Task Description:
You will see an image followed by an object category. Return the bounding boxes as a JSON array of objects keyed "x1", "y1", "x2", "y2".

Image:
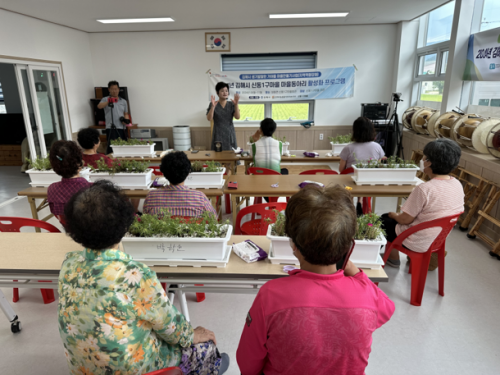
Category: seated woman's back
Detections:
[
  {"x1": 340, "y1": 141, "x2": 385, "y2": 170},
  {"x1": 238, "y1": 269, "x2": 393, "y2": 375},
  {"x1": 59, "y1": 248, "x2": 192, "y2": 373}
]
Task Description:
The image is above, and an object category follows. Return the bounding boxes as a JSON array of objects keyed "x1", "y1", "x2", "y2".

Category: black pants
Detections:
[
  {"x1": 106, "y1": 128, "x2": 127, "y2": 155},
  {"x1": 264, "y1": 168, "x2": 289, "y2": 202},
  {"x1": 381, "y1": 213, "x2": 398, "y2": 242}
]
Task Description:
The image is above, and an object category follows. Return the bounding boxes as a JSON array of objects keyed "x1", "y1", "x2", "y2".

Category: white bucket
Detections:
[{"x1": 173, "y1": 125, "x2": 192, "y2": 151}]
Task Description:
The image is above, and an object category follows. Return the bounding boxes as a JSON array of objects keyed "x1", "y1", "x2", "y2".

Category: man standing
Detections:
[{"x1": 97, "y1": 80, "x2": 130, "y2": 154}]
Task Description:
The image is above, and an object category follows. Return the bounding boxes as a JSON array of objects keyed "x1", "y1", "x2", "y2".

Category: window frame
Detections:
[{"x1": 234, "y1": 100, "x2": 315, "y2": 125}]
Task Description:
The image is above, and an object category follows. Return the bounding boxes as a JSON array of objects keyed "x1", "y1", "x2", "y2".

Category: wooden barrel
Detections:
[
  {"x1": 434, "y1": 112, "x2": 463, "y2": 139},
  {"x1": 471, "y1": 118, "x2": 500, "y2": 154},
  {"x1": 451, "y1": 114, "x2": 484, "y2": 149},
  {"x1": 402, "y1": 106, "x2": 422, "y2": 131},
  {"x1": 427, "y1": 111, "x2": 441, "y2": 138},
  {"x1": 411, "y1": 108, "x2": 438, "y2": 135},
  {"x1": 486, "y1": 123, "x2": 500, "y2": 158}
]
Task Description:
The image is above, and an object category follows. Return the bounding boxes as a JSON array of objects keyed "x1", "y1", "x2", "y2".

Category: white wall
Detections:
[
  {"x1": 0, "y1": 9, "x2": 94, "y2": 133},
  {"x1": 89, "y1": 24, "x2": 397, "y2": 127}
]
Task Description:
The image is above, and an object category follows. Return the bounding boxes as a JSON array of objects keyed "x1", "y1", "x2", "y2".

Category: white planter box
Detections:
[
  {"x1": 111, "y1": 143, "x2": 155, "y2": 157},
  {"x1": 185, "y1": 167, "x2": 225, "y2": 188},
  {"x1": 122, "y1": 225, "x2": 232, "y2": 261},
  {"x1": 352, "y1": 235, "x2": 387, "y2": 263},
  {"x1": 267, "y1": 226, "x2": 387, "y2": 267},
  {"x1": 352, "y1": 165, "x2": 418, "y2": 184},
  {"x1": 266, "y1": 225, "x2": 294, "y2": 257},
  {"x1": 330, "y1": 142, "x2": 349, "y2": 156},
  {"x1": 27, "y1": 168, "x2": 91, "y2": 187},
  {"x1": 281, "y1": 142, "x2": 290, "y2": 155},
  {"x1": 88, "y1": 169, "x2": 153, "y2": 189}
]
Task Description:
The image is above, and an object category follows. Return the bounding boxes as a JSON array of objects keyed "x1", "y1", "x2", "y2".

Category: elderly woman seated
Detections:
[
  {"x1": 382, "y1": 138, "x2": 464, "y2": 269},
  {"x1": 236, "y1": 185, "x2": 395, "y2": 375},
  {"x1": 77, "y1": 127, "x2": 114, "y2": 168},
  {"x1": 59, "y1": 180, "x2": 228, "y2": 374},
  {"x1": 47, "y1": 140, "x2": 91, "y2": 217},
  {"x1": 143, "y1": 151, "x2": 217, "y2": 217}
]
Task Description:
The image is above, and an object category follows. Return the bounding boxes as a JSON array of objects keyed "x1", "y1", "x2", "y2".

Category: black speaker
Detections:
[{"x1": 361, "y1": 103, "x2": 388, "y2": 120}]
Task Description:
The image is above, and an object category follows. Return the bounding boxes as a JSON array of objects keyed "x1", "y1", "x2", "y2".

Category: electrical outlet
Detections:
[{"x1": 319, "y1": 133, "x2": 324, "y2": 140}]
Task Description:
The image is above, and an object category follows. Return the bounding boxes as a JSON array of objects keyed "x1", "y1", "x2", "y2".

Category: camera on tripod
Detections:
[{"x1": 392, "y1": 92, "x2": 403, "y2": 102}]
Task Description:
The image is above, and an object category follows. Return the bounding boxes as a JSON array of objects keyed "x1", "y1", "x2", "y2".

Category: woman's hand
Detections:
[
  {"x1": 211, "y1": 95, "x2": 218, "y2": 108},
  {"x1": 251, "y1": 129, "x2": 262, "y2": 142},
  {"x1": 231, "y1": 93, "x2": 240, "y2": 105},
  {"x1": 193, "y1": 326, "x2": 217, "y2": 345},
  {"x1": 388, "y1": 212, "x2": 398, "y2": 220}
]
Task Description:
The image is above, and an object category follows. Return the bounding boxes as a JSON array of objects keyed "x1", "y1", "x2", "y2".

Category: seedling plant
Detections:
[
  {"x1": 26, "y1": 156, "x2": 52, "y2": 171},
  {"x1": 128, "y1": 210, "x2": 230, "y2": 238},
  {"x1": 329, "y1": 134, "x2": 352, "y2": 144},
  {"x1": 111, "y1": 138, "x2": 152, "y2": 146},
  {"x1": 355, "y1": 213, "x2": 386, "y2": 241},
  {"x1": 90, "y1": 157, "x2": 150, "y2": 175}
]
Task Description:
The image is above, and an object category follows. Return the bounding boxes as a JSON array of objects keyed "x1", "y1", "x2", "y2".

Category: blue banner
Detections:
[{"x1": 208, "y1": 67, "x2": 355, "y2": 101}]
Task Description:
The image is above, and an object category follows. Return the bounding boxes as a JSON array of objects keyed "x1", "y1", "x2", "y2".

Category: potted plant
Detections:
[
  {"x1": 110, "y1": 138, "x2": 156, "y2": 157},
  {"x1": 329, "y1": 134, "x2": 352, "y2": 155},
  {"x1": 25, "y1": 156, "x2": 90, "y2": 187},
  {"x1": 185, "y1": 161, "x2": 225, "y2": 187},
  {"x1": 121, "y1": 211, "x2": 232, "y2": 262},
  {"x1": 266, "y1": 210, "x2": 386, "y2": 268},
  {"x1": 352, "y1": 156, "x2": 419, "y2": 185},
  {"x1": 88, "y1": 158, "x2": 153, "y2": 189},
  {"x1": 273, "y1": 136, "x2": 290, "y2": 155},
  {"x1": 352, "y1": 213, "x2": 387, "y2": 264}
]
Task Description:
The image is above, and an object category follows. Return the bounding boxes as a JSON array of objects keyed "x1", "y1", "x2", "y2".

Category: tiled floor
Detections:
[{"x1": 1, "y1": 166, "x2": 500, "y2": 374}]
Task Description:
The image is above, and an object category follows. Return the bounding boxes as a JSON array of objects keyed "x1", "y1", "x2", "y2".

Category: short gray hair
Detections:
[{"x1": 423, "y1": 138, "x2": 461, "y2": 175}]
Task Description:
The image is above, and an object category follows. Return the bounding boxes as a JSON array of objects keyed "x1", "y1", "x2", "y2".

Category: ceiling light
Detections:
[
  {"x1": 269, "y1": 13, "x2": 349, "y2": 19},
  {"x1": 97, "y1": 18, "x2": 174, "y2": 24}
]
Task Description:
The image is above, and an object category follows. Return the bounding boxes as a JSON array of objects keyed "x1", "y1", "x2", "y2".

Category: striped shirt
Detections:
[
  {"x1": 396, "y1": 177, "x2": 464, "y2": 253},
  {"x1": 143, "y1": 184, "x2": 217, "y2": 218},
  {"x1": 252, "y1": 137, "x2": 282, "y2": 173}
]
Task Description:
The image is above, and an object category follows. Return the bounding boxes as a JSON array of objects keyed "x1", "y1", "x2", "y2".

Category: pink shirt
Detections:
[
  {"x1": 396, "y1": 178, "x2": 464, "y2": 252},
  {"x1": 236, "y1": 269, "x2": 395, "y2": 375}
]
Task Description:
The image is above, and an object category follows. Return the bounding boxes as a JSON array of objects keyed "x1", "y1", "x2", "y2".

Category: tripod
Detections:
[
  {"x1": 384, "y1": 99, "x2": 404, "y2": 158},
  {"x1": 106, "y1": 101, "x2": 126, "y2": 154}
]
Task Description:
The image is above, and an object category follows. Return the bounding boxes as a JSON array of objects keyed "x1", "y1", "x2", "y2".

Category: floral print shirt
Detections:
[{"x1": 58, "y1": 248, "x2": 194, "y2": 375}]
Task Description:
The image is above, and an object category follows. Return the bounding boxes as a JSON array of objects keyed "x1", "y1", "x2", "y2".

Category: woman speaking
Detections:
[{"x1": 206, "y1": 82, "x2": 240, "y2": 150}]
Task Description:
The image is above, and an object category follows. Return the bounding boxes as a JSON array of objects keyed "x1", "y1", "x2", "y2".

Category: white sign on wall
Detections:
[
  {"x1": 464, "y1": 27, "x2": 500, "y2": 81},
  {"x1": 208, "y1": 67, "x2": 355, "y2": 101}
]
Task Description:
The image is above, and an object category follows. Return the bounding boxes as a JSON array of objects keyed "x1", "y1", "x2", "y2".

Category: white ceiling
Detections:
[{"x1": 0, "y1": 0, "x2": 451, "y2": 33}]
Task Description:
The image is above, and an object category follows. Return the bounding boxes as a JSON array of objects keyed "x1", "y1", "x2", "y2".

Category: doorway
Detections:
[{"x1": 0, "y1": 58, "x2": 72, "y2": 170}]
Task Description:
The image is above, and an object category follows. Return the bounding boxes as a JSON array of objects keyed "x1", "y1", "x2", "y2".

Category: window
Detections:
[
  {"x1": 221, "y1": 52, "x2": 317, "y2": 71},
  {"x1": 420, "y1": 81, "x2": 444, "y2": 102},
  {"x1": 480, "y1": 0, "x2": 500, "y2": 32},
  {"x1": 414, "y1": 2, "x2": 454, "y2": 105},
  {"x1": 222, "y1": 53, "x2": 316, "y2": 123},
  {"x1": 235, "y1": 101, "x2": 314, "y2": 123},
  {"x1": 425, "y1": 2, "x2": 455, "y2": 46}
]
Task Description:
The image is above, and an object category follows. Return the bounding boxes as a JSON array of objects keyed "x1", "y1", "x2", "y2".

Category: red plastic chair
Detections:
[
  {"x1": 340, "y1": 167, "x2": 354, "y2": 175},
  {"x1": 151, "y1": 166, "x2": 163, "y2": 176},
  {"x1": 143, "y1": 367, "x2": 183, "y2": 375},
  {"x1": 382, "y1": 213, "x2": 462, "y2": 306},
  {"x1": 235, "y1": 202, "x2": 287, "y2": 235},
  {"x1": 340, "y1": 167, "x2": 371, "y2": 213},
  {"x1": 0, "y1": 217, "x2": 58, "y2": 304},
  {"x1": 299, "y1": 169, "x2": 339, "y2": 175},
  {"x1": 55, "y1": 214, "x2": 67, "y2": 227}
]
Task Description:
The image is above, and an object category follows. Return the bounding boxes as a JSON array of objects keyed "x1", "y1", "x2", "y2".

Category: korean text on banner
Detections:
[
  {"x1": 208, "y1": 67, "x2": 355, "y2": 101},
  {"x1": 464, "y1": 28, "x2": 500, "y2": 81}
]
